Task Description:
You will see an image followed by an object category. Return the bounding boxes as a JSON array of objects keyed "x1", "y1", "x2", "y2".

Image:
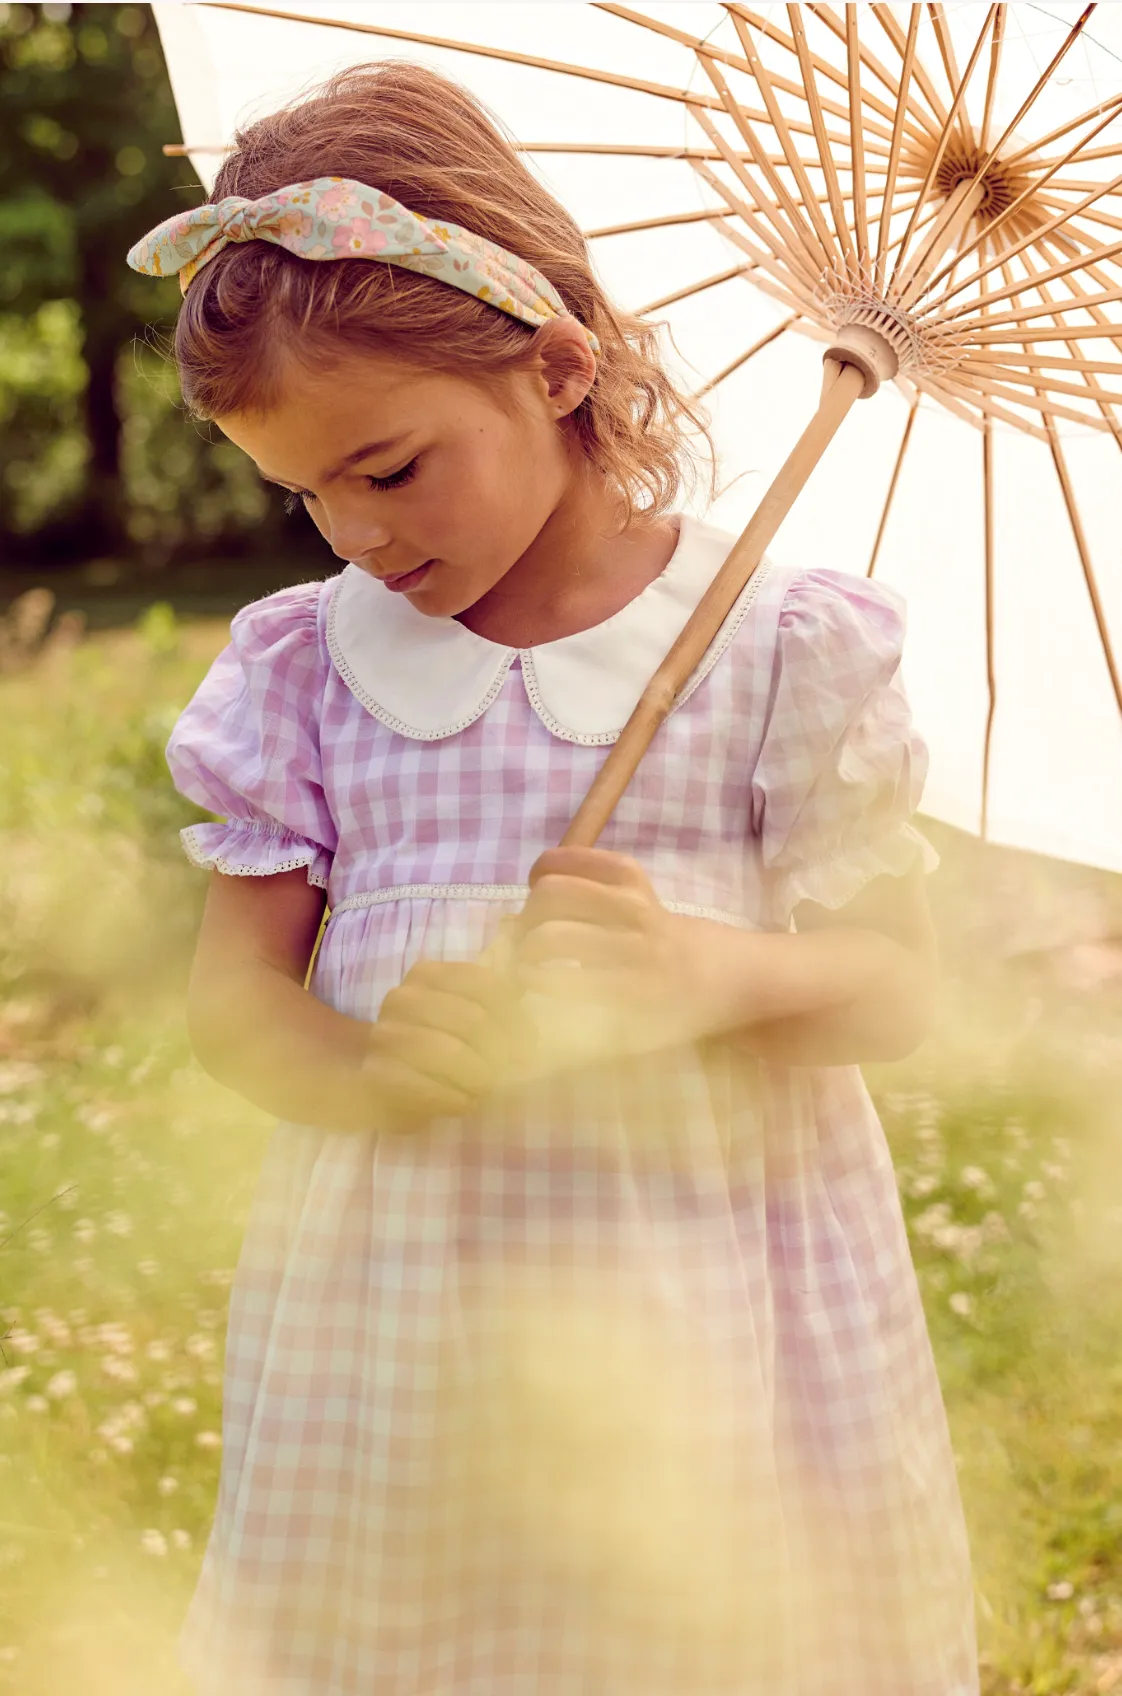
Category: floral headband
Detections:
[{"x1": 127, "y1": 174, "x2": 599, "y2": 354}]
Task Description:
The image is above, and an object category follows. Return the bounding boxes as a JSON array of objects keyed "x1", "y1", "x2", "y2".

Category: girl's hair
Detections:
[{"x1": 174, "y1": 60, "x2": 714, "y2": 522}]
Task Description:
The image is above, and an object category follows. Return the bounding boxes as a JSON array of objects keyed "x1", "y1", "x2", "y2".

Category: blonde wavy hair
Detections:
[{"x1": 172, "y1": 60, "x2": 715, "y2": 525}]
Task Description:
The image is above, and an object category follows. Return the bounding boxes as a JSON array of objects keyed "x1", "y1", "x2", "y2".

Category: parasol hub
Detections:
[{"x1": 822, "y1": 321, "x2": 899, "y2": 401}]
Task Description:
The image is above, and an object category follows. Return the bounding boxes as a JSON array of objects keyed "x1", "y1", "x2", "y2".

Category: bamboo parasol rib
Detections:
[{"x1": 174, "y1": 1, "x2": 1122, "y2": 852}]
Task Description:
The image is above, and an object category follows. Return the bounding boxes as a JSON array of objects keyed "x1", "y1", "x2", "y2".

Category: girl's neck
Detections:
[{"x1": 455, "y1": 475, "x2": 680, "y2": 649}]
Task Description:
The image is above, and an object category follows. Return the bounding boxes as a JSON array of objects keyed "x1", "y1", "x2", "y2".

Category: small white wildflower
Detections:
[
  {"x1": 960, "y1": 1165, "x2": 994, "y2": 1196},
  {"x1": 103, "y1": 1211, "x2": 133, "y2": 1238},
  {"x1": 97, "y1": 1323, "x2": 134, "y2": 1354},
  {"x1": 101, "y1": 1357, "x2": 139, "y2": 1386},
  {"x1": 145, "y1": 1339, "x2": 171, "y2": 1362},
  {"x1": 912, "y1": 1202, "x2": 952, "y2": 1241},
  {"x1": 35, "y1": 1311, "x2": 72, "y2": 1347},
  {"x1": 140, "y1": 1529, "x2": 167, "y2": 1558},
  {"x1": 1046, "y1": 1579, "x2": 1074, "y2": 1602},
  {"x1": 0, "y1": 1367, "x2": 31, "y2": 1393},
  {"x1": 949, "y1": 1292, "x2": 974, "y2": 1318},
  {"x1": 45, "y1": 1370, "x2": 77, "y2": 1401},
  {"x1": 1041, "y1": 1163, "x2": 1068, "y2": 1184},
  {"x1": 107, "y1": 1435, "x2": 134, "y2": 1456},
  {"x1": 195, "y1": 1309, "x2": 221, "y2": 1330},
  {"x1": 171, "y1": 1396, "x2": 197, "y2": 1417},
  {"x1": 72, "y1": 1219, "x2": 97, "y2": 1244},
  {"x1": 908, "y1": 1173, "x2": 940, "y2": 1199},
  {"x1": 55, "y1": 1188, "x2": 78, "y2": 1212},
  {"x1": 39, "y1": 1132, "x2": 60, "y2": 1152},
  {"x1": 6, "y1": 1329, "x2": 39, "y2": 1356},
  {"x1": 981, "y1": 1211, "x2": 1010, "y2": 1243},
  {"x1": 137, "y1": 1259, "x2": 160, "y2": 1277},
  {"x1": 26, "y1": 1229, "x2": 52, "y2": 1254},
  {"x1": 1018, "y1": 1200, "x2": 1038, "y2": 1222},
  {"x1": 96, "y1": 1400, "x2": 147, "y2": 1442},
  {"x1": 1023, "y1": 1179, "x2": 1046, "y2": 1202},
  {"x1": 157, "y1": 1475, "x2": 179, "y2": 1497},
  {"x1": 1051, "y1": 1136, "x2": 1072, "y2": 1158},
  {"x1": 195, "y1": 1430, "x2": 222, "y2": 1450},
  {"x1": 0, "y1": 1061, "x2": 43, "y2": 1094},
  {"x1": 24, "y1": 1395, "x2": 49, "y2": 1414},
  {"x1": 76, "y1": 1105, "x2": 113, "y2": 1135},
  {"x1": 142, "y1": 1390, "x2": 167, "y2": 1410},
  {"x1": 170, "y1": 1529, "x2": 193, "y2": 1551},
  {"x1": 185, "y1": 1334, "x2": 215, "y2": 1361}
]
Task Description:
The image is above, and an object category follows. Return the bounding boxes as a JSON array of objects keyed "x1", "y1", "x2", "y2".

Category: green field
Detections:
[{"x1": 1, "y1": 606, "x2": 1120, "y2": 1695}]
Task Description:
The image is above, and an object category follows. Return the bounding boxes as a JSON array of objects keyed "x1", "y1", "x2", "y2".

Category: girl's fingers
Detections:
[
  {"x1": 403, "y1": 959, "x2": 517, "y2": 1019},
  {"x1": 516, "y1": 964, "x2": 647, "y2": 1008},
  {"x1": 528, "y1": 847, "x2": 653, "y2": 893},
  {"x1": 519, "y1": 873, "x2": 651, "y2": 937},
  {"x1": 369, "y1": 1020, "x2": 491, "y2": 1097},
  {"x1": 363, "y1": 1055, "x2": 473, "y2": 1126},
  {"x1": 517, "y1": 919, "x2": 650, "y2": 974},
  {"x1": 385, "y1": 984, "x2": 512, "y2": 1070}
]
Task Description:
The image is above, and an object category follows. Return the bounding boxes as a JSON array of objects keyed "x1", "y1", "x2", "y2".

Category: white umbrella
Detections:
[{"x1": 153, "y1": 2, "x2": 1122, "y2": 873}]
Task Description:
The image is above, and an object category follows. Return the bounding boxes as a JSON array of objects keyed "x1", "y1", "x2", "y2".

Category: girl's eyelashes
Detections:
[
  {"x1": 370, "y1": 457, "x2": 420, "y2": 493},
  {"x1": 282, "y1": 458, "x2": 420, "y2": 516}
]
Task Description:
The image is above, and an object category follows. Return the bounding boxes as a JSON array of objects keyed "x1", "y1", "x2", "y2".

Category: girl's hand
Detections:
[
  {"x1": 363, "y1": 960, "x2": 520, "y2": 1129},
  {"x1": 515, "y1": 848, "x2": 692, "y2": 1046}
]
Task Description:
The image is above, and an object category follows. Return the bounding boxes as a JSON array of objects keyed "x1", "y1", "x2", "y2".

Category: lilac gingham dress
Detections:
[{"x1": 167, "y1": 517, "x2": 977, "y2": 1696}]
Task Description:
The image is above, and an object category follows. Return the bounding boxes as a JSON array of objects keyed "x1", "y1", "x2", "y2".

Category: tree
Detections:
[{"x1": 1, "y1": 2, "x2": 195, "y2": 562}]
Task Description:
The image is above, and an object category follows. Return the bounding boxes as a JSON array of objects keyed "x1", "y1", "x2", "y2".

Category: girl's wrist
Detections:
[{"x1": 665, "y1": 914, "x2": 767, "y2": 1040}]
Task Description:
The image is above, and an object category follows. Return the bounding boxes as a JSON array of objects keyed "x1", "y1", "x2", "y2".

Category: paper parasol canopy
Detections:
[{"x1": 153, "y1": 2, "x2": 1122, "y2": 873}]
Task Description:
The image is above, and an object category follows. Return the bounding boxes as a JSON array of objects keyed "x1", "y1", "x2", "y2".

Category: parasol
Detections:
[{"x1": 152, "y1": 2, "x2": 1122, "y2": 873}]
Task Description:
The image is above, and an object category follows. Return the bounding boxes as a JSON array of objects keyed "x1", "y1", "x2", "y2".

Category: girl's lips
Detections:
[{"x1": 383, "y1": 561, "x2": 433, "y2": 593}]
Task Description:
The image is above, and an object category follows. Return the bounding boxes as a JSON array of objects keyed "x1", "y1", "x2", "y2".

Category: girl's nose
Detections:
[{"x1": 329, "y1": 511, "x2": 393, "y2": 565}]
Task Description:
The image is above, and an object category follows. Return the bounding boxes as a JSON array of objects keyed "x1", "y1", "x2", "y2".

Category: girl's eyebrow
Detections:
[
  {"x1": 259, "y1": 433, "x2": 411, "y2": 489},
  {"x1": 323, "y1": 435, "x2": 413, "y2": 481}
]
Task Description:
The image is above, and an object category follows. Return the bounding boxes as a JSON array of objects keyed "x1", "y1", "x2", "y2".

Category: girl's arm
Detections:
[
  {"x1": 517, "y1": 849, "x2": 938, "y2": 1068},
  {"x1": 673, "y1": 865, "x2": 938, "y2": 1065},
  {"x1": 187, "y1": 870, "x2": 515, "y2": 1131}
]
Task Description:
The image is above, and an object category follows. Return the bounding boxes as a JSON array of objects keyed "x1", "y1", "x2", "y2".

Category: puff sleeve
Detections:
[
  {"x1": 750, "y1": 569, "x2": 938, "y2": 922},
  {"x1": 166, "y1": 583, "x2": 337, "y2": 888}
]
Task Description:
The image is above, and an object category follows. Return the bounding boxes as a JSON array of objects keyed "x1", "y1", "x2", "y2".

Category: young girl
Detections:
[{"x1": 131, "y1": 61, "x2": 977, "y2": 1696}]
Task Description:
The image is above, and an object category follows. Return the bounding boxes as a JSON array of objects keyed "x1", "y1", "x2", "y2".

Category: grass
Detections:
[{"x1": 0, "y1": 608, "x2": 1120, "y2": 1694}]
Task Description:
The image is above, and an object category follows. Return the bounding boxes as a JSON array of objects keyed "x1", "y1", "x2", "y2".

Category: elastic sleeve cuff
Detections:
[
  {"x1": 776, "y1": 821, "x2": 939, "y2": 915},
  {"x1": 181, "y1": 820, "x2": 330, "y2": 889}
]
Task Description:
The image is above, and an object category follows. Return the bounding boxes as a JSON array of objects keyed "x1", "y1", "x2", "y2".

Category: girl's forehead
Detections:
[{"x1": 216, "y1": 361, "x2": 516, "y2": 480}]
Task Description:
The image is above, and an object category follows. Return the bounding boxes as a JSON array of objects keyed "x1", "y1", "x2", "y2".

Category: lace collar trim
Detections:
[{"x1": 326, "y1": 514, "x2": 770, "y2": 744}]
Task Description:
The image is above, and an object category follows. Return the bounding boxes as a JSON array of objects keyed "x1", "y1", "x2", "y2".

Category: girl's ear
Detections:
[{"x1": 533, "y1": 317, "x2": 598, "y2": 418}]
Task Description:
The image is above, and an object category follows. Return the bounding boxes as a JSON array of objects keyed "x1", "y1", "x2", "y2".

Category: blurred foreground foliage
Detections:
[
  {"x1": 0, "y1": 611, "x2": 1120, "y2": 1693},
  {"x1": 0, "y1": 1, "x2": 310, "y2": 579}
]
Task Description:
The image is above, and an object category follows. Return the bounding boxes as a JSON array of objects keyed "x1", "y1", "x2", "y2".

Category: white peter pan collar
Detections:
[{"x1": 326, "y1": 514, "x2": 771, "y2": 744}]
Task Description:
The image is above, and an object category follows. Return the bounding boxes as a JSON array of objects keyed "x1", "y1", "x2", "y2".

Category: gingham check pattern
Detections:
[{"x1": 166, "y1": 563, "x2": 976, "y2": 1696}]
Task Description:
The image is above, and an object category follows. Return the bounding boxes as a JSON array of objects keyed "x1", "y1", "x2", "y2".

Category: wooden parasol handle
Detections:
[{"x1": 561, "y1": 357, "x2": 867, "y2": 849}]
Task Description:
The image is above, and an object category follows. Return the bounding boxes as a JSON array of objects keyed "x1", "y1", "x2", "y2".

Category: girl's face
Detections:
[{"x1": 215, "y1": 327, "x2": 597, "y2": 619}]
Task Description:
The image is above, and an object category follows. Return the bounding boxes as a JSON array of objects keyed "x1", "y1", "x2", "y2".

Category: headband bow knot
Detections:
[{"x1": 127, "y1": 175, "x2": 599, "y2": 353}]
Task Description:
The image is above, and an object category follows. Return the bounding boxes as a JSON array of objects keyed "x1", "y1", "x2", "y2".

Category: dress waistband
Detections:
[{"x1": 328, "y1": 882, "x2": 752, "y2": 930}]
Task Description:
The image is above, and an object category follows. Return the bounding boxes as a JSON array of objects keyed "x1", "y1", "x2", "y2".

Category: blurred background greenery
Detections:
[{"x1": 0, "y1": 0, "x2": 323, "y2": 612}]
